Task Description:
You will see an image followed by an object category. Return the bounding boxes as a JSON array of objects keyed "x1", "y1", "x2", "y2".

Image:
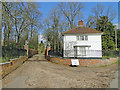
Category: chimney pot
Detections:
[{"x1": 79, "y1": 20, "x2": 83, "y2": 27}]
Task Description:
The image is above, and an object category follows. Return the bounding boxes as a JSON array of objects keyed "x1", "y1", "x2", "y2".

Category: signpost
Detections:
[{"x1": 71, "y1": 59, "x2": 79, "y2": 66}]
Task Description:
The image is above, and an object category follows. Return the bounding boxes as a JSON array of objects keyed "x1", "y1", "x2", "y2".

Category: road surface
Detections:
[{"x1": 2, "y1": 54, "x2": 118, "y2": 88}]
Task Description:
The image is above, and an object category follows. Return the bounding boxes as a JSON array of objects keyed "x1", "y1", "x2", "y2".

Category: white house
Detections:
[{"x1": 63, "y1": 20, "x2": 103, "y2": 59}]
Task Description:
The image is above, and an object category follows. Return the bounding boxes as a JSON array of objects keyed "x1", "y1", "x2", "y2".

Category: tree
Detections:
[
  {"x1": 2, "y1": 2, "x2": 41, "y2": 49},
  {"x1": 2, "y1": 2, "x2": 14, "y2": 46},
  {"x1": 43, "y1": 8, "x2": 60, "y2": 52},
  {"x1": 96, "y1": 16, "x2": 115, "y2": 34},
  {"x1": 38, "y1": 42, "x2": 45, "y2": 54},
  {"x1": 59, "y1": 2, "x2": 84, "y2": 29},
  {"x1": 96, "y1": 16, "x2": 115, "y2": 50},
  {"x1": 86, "y1": 4, "x2": 116, "y2": 28},
  {"x1": 117, "y1": 29, "x2": 120, "y2": 50},
  {"x1": 42, "y1": 3, "x2": 84, "y2": 53}
]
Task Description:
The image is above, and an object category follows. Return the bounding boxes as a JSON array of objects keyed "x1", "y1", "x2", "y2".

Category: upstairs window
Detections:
[{"x1": 77, "y1": 35, "x2": 88, "y2": 41}]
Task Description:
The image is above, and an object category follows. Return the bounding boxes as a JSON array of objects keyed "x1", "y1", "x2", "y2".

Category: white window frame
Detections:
[{"x1": 76, "y1": 35, "x2": 88, "y2": 41}]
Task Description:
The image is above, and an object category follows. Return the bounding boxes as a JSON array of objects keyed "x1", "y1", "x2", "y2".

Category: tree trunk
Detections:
[
  {"x1": 31, "y1": 23, "x2": 33, "y2": 39},
  {"x1": 17, "y1": 34, "x2": 20, "y2": 47}
]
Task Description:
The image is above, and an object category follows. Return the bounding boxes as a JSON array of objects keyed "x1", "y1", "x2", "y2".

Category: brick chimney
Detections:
[{"x1": 78, "y1": 20, "x2": 83, "y2": 27}]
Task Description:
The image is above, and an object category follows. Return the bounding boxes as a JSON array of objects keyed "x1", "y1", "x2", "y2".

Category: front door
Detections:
[
  {"x1": 74, "y1": 46, "x2": 86, "y2": 57},
  {"x1": 78, "y1": 47, "x2": 86, "y2": 56}
]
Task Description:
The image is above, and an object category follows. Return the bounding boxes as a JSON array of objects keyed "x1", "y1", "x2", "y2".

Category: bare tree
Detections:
[
  {"x1": 2, "y1": 2, "x2": 41, "y2": 49},
  {"x1": 59, "y1": 2, "x2": 84, "y2": 29},
  {"x1": 43, "y1": 3, "x2": 84, "y2": 52},
  {"x1": 86, "y1": 4, "x2": 116, "y2": 28}
]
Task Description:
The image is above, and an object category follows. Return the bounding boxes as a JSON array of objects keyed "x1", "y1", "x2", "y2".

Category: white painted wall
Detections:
[{"x1": 63, "y1": 34, "x2": 102, "y2": 58}]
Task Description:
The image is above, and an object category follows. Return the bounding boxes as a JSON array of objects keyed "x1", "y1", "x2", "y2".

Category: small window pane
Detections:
[
  {"x1": 85, "y1": 36, "x2": 88, "y2": 40},
  {"x1": 76, "y1": 36, "x2": 79, "y2": 40},
  {"x1": 80, "y1": 36, "x2": 84, "y2": 40}
]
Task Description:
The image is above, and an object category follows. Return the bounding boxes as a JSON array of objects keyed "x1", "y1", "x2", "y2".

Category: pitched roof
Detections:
[{"x1": 63, "y1": 26, "x2": 103, "y2": 34}]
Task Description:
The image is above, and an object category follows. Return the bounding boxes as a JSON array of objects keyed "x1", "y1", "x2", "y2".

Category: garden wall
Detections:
[
  {"x1": 24, "y1": 45, "x2": 38, "y2": 57},
  {"x1": 28, "y1": 48, "x2": 38, "y2": 57},
  {"x1": 0, "y1": 47, "x2": 38, "y2": 78},
  {"x1": 46, "y1": 56, "x2": 118, "y2": 67},
  {"x1": 0, "y1": 56, "x2": 28, "y2": 78}
]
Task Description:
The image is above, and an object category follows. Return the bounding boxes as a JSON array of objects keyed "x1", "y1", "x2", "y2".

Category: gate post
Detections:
[
  {"x1": 46, "y1": 42, "x2": 51, "y2": 56},
  {"x1": 46, "y1": 46, "x2": 51, "y2": 56},
  {"x1": 24, "y1": 45, "x2": 29, "y2": 56}
]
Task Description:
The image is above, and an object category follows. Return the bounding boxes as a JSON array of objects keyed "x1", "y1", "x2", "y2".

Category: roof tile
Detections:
[{"x1": 63, "y1": 26, "x2": 102, "y2": 34}]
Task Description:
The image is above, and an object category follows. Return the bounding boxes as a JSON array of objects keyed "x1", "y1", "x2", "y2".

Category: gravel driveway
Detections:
[{"x1": 2, "y1": 54, "x2": 118, "y2": 88}]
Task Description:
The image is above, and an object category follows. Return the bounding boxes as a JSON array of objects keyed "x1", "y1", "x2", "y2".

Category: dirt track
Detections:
[{"x1": 2, "y1": 54, "x2": 118, "y2": 88}]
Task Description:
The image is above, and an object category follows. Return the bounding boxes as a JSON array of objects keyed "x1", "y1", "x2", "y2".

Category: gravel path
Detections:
[{"x1": 2, "y1": 54, "x2": 118, "y2": 88}]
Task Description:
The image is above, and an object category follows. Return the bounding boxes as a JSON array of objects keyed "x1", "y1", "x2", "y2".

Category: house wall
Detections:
[{"x1": 63, "y1": 34, "x2": 102, "y2": 58}]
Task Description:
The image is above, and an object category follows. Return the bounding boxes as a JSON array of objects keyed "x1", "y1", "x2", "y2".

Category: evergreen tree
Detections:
[
  {"x1": 96, "y1": 16, "x2": 115, "y2": 50},
  {"x1": 117, "y1": 29, "x2": 120, "y2": 50}
]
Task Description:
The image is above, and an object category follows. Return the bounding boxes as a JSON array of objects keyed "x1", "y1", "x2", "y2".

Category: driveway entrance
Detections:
[{"x1": 2, "y1": 54, "x2": 118, "y2": 88}]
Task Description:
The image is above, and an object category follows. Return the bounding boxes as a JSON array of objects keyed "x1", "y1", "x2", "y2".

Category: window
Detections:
[
  {"x1": 76, "y1": 36, "x2": 79, "y2": 40},
  {"x1": 76, "y1": 35, "x2": 88, "y2": 41},
  {"x1": 85, "y1": 35, "x2": 88, "y2": 40},
  {"x1": 80, "y1": 36, "x2": 84, "y2": 40}
]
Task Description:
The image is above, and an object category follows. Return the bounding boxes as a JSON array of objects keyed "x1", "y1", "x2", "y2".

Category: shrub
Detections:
[
  {"x1": 2, "y1": 57, "x2": 10, "y2": 63},
  {"x1": 2, "y1": 46, "x2": 27, "y2": 60}
]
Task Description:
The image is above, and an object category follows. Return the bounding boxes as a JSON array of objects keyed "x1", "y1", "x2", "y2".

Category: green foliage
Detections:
[
  {"x1": 5, "y1": 40, "x2": 17, "y2": 48},
  {"x1": 38, "y1": 42, "x2": 45, "y2": 54},
  {"x1": 2, "y1": 57, "x2": 9, "y2": 63},
  {"x1": 118, "y1": 60, "x2": 120, "y2": 64},
  {"x1": 2, "y1": 46, "x2": 27, "y2": 59},
  {"x1": 96, "y1": 16, "x2": 115, "y2": 34},
  {"x1": 102, "y1": 32, "x2": 115, "y2": 50},
  {"x1": 99, "y1": 65, "x2": 108, "y2": 67},
  {"x1": 97, "y1": 16, "x2": 116, "y2": 50},
  {"x1": 117, "y1": 29, "x2": 120, "y2": 49},
  {"x1": 102, "y1": 50, "x2": 120, "y2": 58},
  {"x1": 28, "y1": 34, "x2": 38, "y2": 50}
]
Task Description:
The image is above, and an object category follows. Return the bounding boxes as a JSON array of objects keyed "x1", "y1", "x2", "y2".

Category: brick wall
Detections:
[
  {"x1": 0, "y1": 56, "x2": 28, "y2": 78},
  {"x1": 46, "y1": 56, "x2": 118, "y2": 67},
  {"x1": 0, "y1": 46, "x2": 38, "y2": 78},
  {"x1": 28, "y1": 48, "x2": 38, "y2": 57},
  {"x1": 24, "y1": 45, "x2": 38, "y2": 57}
]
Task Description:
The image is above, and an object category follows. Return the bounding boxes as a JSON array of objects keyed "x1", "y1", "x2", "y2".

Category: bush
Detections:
[
  {"x1": 102, "y1": 50, "x2": 120, "y2": 58},
  {"x1": 2, "y1": 57, "x2": 10, "y2": 63},
  {"x1": 2, "y1": 46, "x2": 27, "y2": 59}
]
